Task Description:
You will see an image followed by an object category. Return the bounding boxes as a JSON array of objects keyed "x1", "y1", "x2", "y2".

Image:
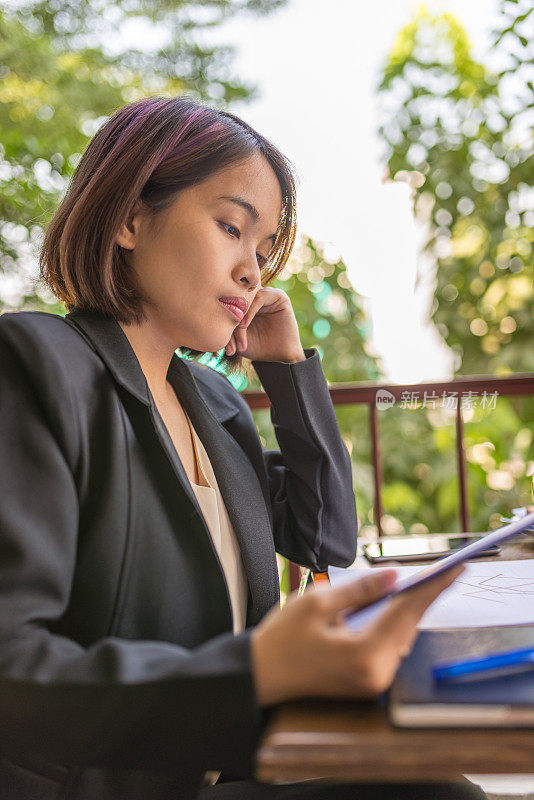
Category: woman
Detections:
[{"x1": 0, "y1": 97, "x2": 484, "y2": 800}]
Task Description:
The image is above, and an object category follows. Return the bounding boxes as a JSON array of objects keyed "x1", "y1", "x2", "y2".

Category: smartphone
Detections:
[
  {"x1": 346, "y1": 510, "x2": 534, "y2": 630},
  {"x1": 363, "y1": 535, "x2": 501, "y2": 564}
]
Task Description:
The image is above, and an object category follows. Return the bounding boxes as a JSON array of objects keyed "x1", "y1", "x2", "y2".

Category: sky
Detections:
[{"x1": 122, "y1": 0, "x2": 500, "y2": 382}]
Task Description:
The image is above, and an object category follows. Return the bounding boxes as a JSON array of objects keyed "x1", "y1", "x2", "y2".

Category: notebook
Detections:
[{"x1": 389, "y1": 625, "x2": 534, "y2": 727}]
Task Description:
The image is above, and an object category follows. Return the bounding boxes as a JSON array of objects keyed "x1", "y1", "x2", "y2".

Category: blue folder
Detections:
[{"x1": 389, "y1": 626, "x2": 534, "y2": 727}]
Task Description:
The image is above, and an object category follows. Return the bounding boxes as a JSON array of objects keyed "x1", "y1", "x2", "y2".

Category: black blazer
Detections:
[{"x1": 0, "y1": 309, "x2": 357, "y2": 800}]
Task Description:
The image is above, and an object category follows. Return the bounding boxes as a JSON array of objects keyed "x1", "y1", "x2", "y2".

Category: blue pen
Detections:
[{"x1": 433, "y1": 646, "x2": 534, "y2": 684}]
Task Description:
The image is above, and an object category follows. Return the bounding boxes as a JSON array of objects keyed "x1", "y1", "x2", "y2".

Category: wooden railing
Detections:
[{"x1": 244, "y1": 373, "x2": 534, "y2": 590}]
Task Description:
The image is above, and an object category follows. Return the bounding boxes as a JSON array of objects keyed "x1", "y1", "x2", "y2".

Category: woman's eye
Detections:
[
  {"x1": 219, "y1": 221, "x2": 267, "y2": 267},
  {"x1": 220, "y1": 222, "x2": 240, "y2": 239}
]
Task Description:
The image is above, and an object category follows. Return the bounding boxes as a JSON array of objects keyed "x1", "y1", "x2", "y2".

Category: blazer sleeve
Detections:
[
  {"x1": 252, "y1": 349, "x2": 358, "y2": 572},
  {"x1": 0, "y1": 326, "x2": 262, "y2": 775}
]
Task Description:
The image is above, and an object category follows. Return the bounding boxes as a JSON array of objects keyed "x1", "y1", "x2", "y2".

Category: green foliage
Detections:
[
  {"x1": 379, "y1": 399, "x2": 532, "y2": 534},
  {"x1": 248, "y1": 224, "x2": 532, "y2": 536},
  {"x1": 378, "y1": 0, "x2": 533, "y2": 376},
  {"x1": 374, "y1": 0, "x2": 533, "y2": 533},
  {"x1": 248, "y1": 228, "x2": 532, "y2": 535},
  {"x1": 274, "y1": 238, "x2": 380, "y2": 383},
  {"x1": 0, "y1": 0, "x2": 283, "y2": 308}
]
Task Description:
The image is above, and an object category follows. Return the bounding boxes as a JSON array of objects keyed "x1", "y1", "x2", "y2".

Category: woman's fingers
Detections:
[
  {"x1": 240, "y1": 292, "x2": 266, "y2": 330},
  {"x1": 253, "y1": 566, "x2": 467, "y2": 706},
  {"x1": 232, "y1": 289, "x2": 281, "y2": 354},
  {"x1": 224, "y1": 334, "x2": 237, "y2": 356},
  {"x1": 228, "y1": 289, "x2": 271, "y2": 354},
  {"x1": 369, "y1": 565, "x2": 465, "y2": 646},
  {"x1": 228, "y1": 287, "x2": 303, "y2": 363},
  {"x1": 252, "y1": 569, "x2": 397, "y2": 706},
  {"x1": 340, "y1": 566, "x2": 467, "y2": 695},
  {"x1": 312, "y1": 568, "x2": 397, "y2": 622},
  {"x1": 252, "y1": 565, "x2": 465, "y2": 705},
  {"x1": 233, "y1": 326, "x2": 247, "y2": 353},
  {"x1": 240, "y1": 287, "x2": 286, "y2": 330}
]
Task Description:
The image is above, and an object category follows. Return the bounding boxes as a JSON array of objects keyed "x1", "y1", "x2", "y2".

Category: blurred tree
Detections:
[
  {"x1": 267, "y1": 14, "x2": 533, "y2": 539},
  {"x1": 0, "y1": 0, "x2": 285, "y2": 308},
  {"x1": 252, "y1": 236, "x2": 533, "y2": 539},
  {"x1": 375, "y1": 0, "x2": 533, "y2": 534},
  {"x1": 378, "y1": 0, "x2": 533, "y2": 376},
  {"x1": 274, "y1": 237, "x2": 380, "y2": 384}
]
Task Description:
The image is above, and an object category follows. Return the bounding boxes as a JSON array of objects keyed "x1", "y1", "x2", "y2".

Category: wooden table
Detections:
[
  {"x1": 256, "y1": 537, "x2": 534, "y2": 784},
  {"x1": 256, "y1": 699, "x2": 534, "y2": 783}
]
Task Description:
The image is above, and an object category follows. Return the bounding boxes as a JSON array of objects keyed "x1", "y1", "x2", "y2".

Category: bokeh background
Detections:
[{"x1": 1, "y1": 0, "x2": 533, "y2": 553}]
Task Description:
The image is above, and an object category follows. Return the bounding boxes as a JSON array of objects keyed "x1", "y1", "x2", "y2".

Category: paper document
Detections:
[{"x1": 329, "y1": 560, "x2": 534, "y2": 630}]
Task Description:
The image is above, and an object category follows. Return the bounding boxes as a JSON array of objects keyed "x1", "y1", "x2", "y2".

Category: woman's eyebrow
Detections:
[{"x1": 218, "y1": 195, "x2": 277, "y2": 242}]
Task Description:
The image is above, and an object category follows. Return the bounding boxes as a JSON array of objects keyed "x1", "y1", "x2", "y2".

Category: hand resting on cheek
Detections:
[{"x1": 225, "y1": 286, "x2": 305, "y2": 365}]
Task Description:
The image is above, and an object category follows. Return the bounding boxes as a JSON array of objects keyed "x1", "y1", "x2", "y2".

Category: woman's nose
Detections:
[
  {"x1": 238, "y1": 254, "x2": 261, "y2": 291},
  {"x1": 240, "y1": 273, "x2": 259, "y2": 291}
]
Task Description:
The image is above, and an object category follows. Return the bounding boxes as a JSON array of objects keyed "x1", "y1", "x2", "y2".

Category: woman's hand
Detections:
[
  {"x1": 251, "y1": 565, "x2": 464, "y2": 707},
  {"x1": 224, "y1": 287, "x2": 305, "y2": 364}
]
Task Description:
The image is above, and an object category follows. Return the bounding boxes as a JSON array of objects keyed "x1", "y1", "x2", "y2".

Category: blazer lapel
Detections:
[
  {"x1": 65, "y1": 310, "x2": 202, "y2": 513},
  {"x1": 167, "y1": 356, "x2": 280, "y2": 623},
  {"x1": 65, "y1": 310, "x2": 279, "y2": 622}
]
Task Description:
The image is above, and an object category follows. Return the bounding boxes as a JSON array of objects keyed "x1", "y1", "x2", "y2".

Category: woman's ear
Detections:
[{"x1": 115, "y1": 203, "x2": 144, "y2": 250}]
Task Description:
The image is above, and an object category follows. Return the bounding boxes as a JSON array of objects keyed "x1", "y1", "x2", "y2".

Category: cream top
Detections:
[{"x1": 185, "y1": 413, "x2": 249, "y2": 634}]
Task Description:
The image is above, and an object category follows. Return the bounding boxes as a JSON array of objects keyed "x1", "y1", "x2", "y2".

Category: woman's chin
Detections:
[
  {"x1": 177, "y1": 320, "x2": 239, "y2": 354},
  {"x1": 181, "y1": 337, "x2": 232, "y2": 355}
]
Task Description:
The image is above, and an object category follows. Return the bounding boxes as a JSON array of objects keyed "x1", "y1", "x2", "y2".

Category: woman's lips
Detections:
[{"x1": 219, "y1": 297, "x2": 247, "y2": 322}]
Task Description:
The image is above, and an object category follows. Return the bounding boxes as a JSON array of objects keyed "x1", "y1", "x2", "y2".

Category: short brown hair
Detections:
[{"x1": 41, "y1": 96, "x2": 297, "y2": 334}]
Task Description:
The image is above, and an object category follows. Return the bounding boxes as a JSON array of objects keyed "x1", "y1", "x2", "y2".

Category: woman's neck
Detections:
[{"x1": 118, "y1": 316, "x2": 177, "y2": 402}]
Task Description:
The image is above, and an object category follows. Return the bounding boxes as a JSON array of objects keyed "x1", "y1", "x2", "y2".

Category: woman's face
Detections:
[{"x1": 121, "y1": 151, "x2": 282, "y2": 352}]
